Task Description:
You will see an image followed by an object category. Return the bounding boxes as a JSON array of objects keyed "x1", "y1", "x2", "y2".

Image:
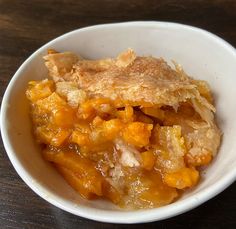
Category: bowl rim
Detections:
[{"x1": 1, "y1": 21, "x2": 236, "y2": 224}]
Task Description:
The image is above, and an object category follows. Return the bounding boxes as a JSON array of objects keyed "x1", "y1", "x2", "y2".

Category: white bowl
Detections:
[{"x1": 1, "y1": 21, "x2": 236, "y2": 224}]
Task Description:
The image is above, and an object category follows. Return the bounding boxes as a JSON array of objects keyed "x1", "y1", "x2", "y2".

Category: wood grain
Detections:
[{"x1": 0, "y1": 0, "x2": 236, "y2": 228}]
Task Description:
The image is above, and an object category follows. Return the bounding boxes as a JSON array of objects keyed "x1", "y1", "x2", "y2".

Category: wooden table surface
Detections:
[{"x1": 0, "y1": 0, "x2": 236, "y2": 228}]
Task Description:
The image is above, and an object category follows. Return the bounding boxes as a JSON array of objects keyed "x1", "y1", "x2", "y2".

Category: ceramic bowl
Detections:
[{"x1": 1, "y1": 21, "x2": 236, "y2": 223}]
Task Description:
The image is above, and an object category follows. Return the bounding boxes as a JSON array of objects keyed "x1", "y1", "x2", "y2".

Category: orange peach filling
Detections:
[{"x1": 26, "y1": 79, "x2": 216, "y2": 209}]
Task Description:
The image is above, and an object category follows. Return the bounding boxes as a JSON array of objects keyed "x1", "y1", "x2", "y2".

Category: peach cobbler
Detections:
[{"x1": 26, "y1": 49, "x2": 221, "y2": 209}]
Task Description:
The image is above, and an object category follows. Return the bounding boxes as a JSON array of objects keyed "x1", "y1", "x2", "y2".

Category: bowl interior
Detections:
[{"x1": 2, "y1": 22, "x2": 236, "y2": 223}]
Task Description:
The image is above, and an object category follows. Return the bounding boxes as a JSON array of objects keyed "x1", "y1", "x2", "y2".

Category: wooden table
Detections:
[{"x1": 0, "y1": 0, "x2": 236, "y2": 228}]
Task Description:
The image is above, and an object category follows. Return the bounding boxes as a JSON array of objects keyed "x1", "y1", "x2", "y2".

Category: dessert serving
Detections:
[{"x1": 26, "y1": 49, "x2": 221, "y2": 209}]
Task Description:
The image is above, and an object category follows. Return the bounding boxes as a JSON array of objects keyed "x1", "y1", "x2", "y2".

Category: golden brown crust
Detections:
[
  {"x1": 44, "y1": 49, "x2": 215, "y2": 123},
  {"x1": 44, "y1": 52, "x2": 78, "y2": 82}
]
